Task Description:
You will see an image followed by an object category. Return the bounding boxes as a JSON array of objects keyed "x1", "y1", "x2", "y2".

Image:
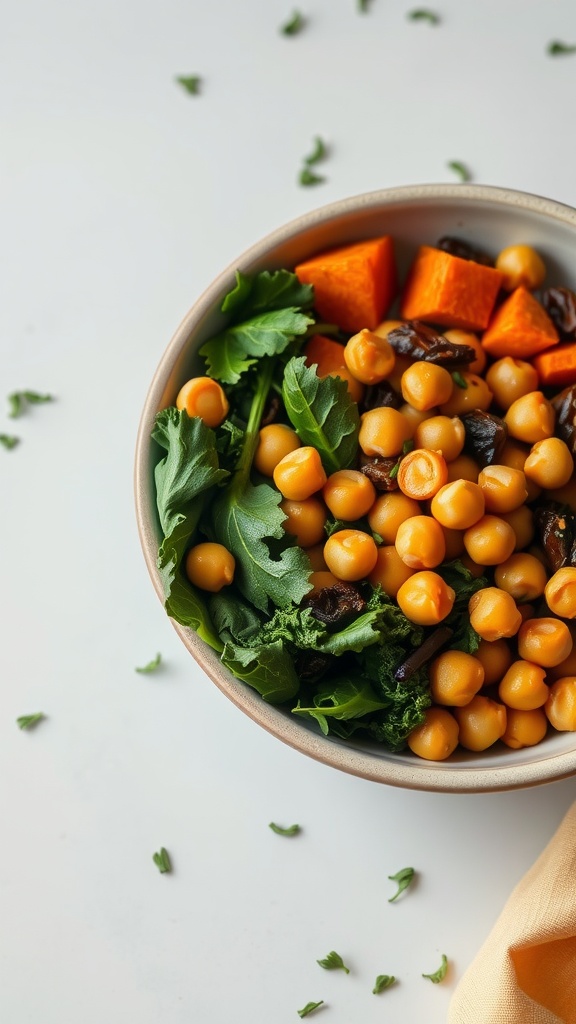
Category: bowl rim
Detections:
[{"x1": 135, "y1": 182, "x2": 576, "y2": 793}]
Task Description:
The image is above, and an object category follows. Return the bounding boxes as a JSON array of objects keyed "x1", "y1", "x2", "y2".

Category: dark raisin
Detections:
[
  {"x1": 534, "y1": 504, "x2": 575, "y2": 572},
  {"x1": 359, "y1": 454, "x2": 399, "y2": 491},
  {"x1": 295, "y1": 651, "x2": 336, "y2": 683},
  {"x1": 552, "y1": 385, "x2": 576, "y2": 457},
  {"x1": 394, "y1": 626, "x2": 454, "y2": 683},
  {"x1": 303, "y1": 581, "x2": 367, "y2": 630},
  {"x1": 437, "y1": 236, "x2": 494, "y2": 267},
  {"x1": 387, "y1": 320, "x2": 476, "y2": 366},
  {"x1": 361, "y1": 379, "x2": 403, "y2": 413},
  {"x1": 541, "y1": 288, "x2": 576, "y2": 341},
  {"x1": 462, "y1": 409, "x2": 508, "y2": 467},
  {"x1": 260, "y1": 394, "x2": 283, "y2": 427}
]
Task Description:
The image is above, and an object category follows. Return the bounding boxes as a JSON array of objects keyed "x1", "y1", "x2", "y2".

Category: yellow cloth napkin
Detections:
[{"x1": 448, "y1": 801, "x2": 576, "y2": 1024}]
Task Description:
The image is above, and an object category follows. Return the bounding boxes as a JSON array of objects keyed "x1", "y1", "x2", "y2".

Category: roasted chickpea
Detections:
[
  {"x1": 385, "y1": 353, "x2": 413, "y2": 393},
  {"x1": 326, "y1": 366, "x2": 365, "y2": 405},
  {"x1": 414, "y1": 415, "x2": 465, "y2": 462},
  {"x1": 501, "y1": 707, "x2": 548, "y2": 749},
  {"x1": 478, "y1": 465, "x2": 528, "y2": 515},
  {"x1": 323, "y1": 529, "x2": 378, "y2": 581},
  {"x1": 460, "y1": 552, "x2": 487, "y2": 578},
  {"x1": 446, "y1": 453, "x2": 480, "y2": 483},
  {"x1": 498, "y1": 660, "x2": 549, "y2": 710},
  {"x1": 395, "y1": 515, "x2": 446, "y2": 570},
  {"x1": 546, "y1": 628, "x2": 576, "y2": 680},
  {"x1": 494, "y1": 553, "x2": 548, "y2": 603},
  {"x1": 368, "y1": 545, "x2": 415, "y2": 597},
  {"x1": 306, "y1": 543, "x2": 328, "y2": 572},
  {"x1": 439, "y1": 373, "x2": 493, "y2": 416},
  {"x1": 498, "y1": 440, "x2": 542, "y2": 504},
  {"x1": 429, "y1": 650, "x2": 485, "y2": 706},
  {"x1": 463, "y1": 515, "x2": 516, "y2": 566},
  {"x1": 322, "y1": 470, "x2": 376, "y2": 520},
  {"x1": 453, "y1": 696, "x2": 507, "y2": 752},
  {"x1": 431, "y1": 479, "x2": 485, "y2": 531},
  {"x1": 517, "y1": 617, "x2": 573, "y2": 668},
  {"x1": 273, "y1": 446, "x2": 327, "y2": 501},
  {"x1": 504, "y1": 391, "x2": 555, "y2": 444},
  {"x1": 399, "y1": 402, "x2": 438, "y2": 432},
  {"x1": 524, "y1": 437, "x2": 574, "y2": 490},
  {"x1": 308, "y1": 570, "x2": 339, "y2": 593},
  {"x1": 468, "y1": 587, "x2": 522, "y2": 641},
  {"x1": 176, "y1": 376, "x2": 229, "y2": 428},
  {"x1": 343, "y1": 328, "x2": 395, "y2": 385},
  {"x1": 254, "y1": 423, "x2": 301, "y2": 476},
  {"x1": 396, "y1": 571, "x2": 455, "y2": 626},
  {"x1": 406, "y1": 707, "x2": 459, "y2": 761},
  {"x1": 443, "y1": 329, "x2": 486, "y2": 374},
  {"x1": 374, "y1": 319, "x2": 404, "y2": 338},
  {"x1": 545, "y1": 567, "x2": 576, "y2": 619},
  {"x1": 495, "y1": 244, "x2": 546, "y2": 291},
  {"x1": 359, "y1": 407, "x2": 413, "y2": 458},
  {"x1": 500, "y1": 506, "x2": 535, "y2": 552},
  {"x1": 475, "y1": 638, "x2": 514, "y2": 687},
  {"x1": 397, "y1": 448, "x2": 448, "y2": 500},
  {"x1": 401, "y1": 361, "x2": 454, "y2": 411},
  {"x1": 185, "y1": 542, "x2": 235, "y2": 592},
  {"x1": 367, "y1": 492, "x2": 421, "y2": 544},
  {"x1": 545, "y1": 677, "x2": 576, "y2": 731},
  {"x1": 485, "y1": 357, "x2": 540, "y2": 411},
  {"x1": 280, "y1": 497, "x2": 327, "y2": 547},
  {"x1": 441, "y1": 526, "x2": 465, "y2": 560}
]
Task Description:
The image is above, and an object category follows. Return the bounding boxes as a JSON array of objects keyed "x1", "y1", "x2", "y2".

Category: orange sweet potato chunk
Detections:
[
  {"x1": 295, "y1": 236, "x2": 396, "y2": 333},
  {"x1": 481, "y1": 286, "x2": 559, "y2": 359},
  {"x1": 303, "y1": 334, "x2": 347, "y2": 376},
  {"x1": 533, "y1": 343, "x2": 576, "y2": 387},
  {"x1": 400, "y1": 245, "x2": 503, "y2": 331}
]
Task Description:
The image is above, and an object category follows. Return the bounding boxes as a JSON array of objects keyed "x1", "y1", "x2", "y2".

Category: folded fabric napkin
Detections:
[{"x1": 449, "y1": 801, "x2": 576, "y2": 1024}]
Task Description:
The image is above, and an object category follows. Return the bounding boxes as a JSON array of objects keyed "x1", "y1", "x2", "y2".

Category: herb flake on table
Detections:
[
  {"x1": 388, "y1": 866, "x2": 415, "y2": 902},
  {"x1": 17, "y1": 713, "x2": 45, "y2": 730},
  {"x1": 175, "y1": 75, "x2": 201, "y2": 95},
  {"x1": 0, "y1": 434, "x2": 19, "y2": 450},
  {"x1": 269, "y1": 821, "x2": 301, "y2": 836},
  {"x1": 447, "y1": 160, "x2": 471, "y2": 182},
  {"x1": 299, "y1": 167, "x2": 325, "y2": 187},
  {"x1": 135, "y1": 652, "x2": 162, "y2": 674},
  {"x1": 408, "y1": 8, "x2": 440, "y2": 24},
  {"x1": 422, "y1": 953, "x2": 448, "y2": 983},
  {"x1": 357, "y1": 0, "x2": 371, "y2": 11},
  {"x1": 298, "y1": 1000, "x2": 324, "y2": 1018},
  {"x1": 8, "y1": 391, "x2": 54, "y2": 418},
  {"x1": 317, "y1": 951, "x2": 350, "y2": 973},
  {"x1": 299, "y1": 135, "x2": 328, "y2": 186},
  {"x1": 152, "y1": 847, "x2": 172, "y2": 874},
  {"x1": 373, "y1": 974, "x2": 396, "y2": 993},
  {"x1": 281, "y1": 10, "x2": 305, "y2": 35},
  {"x1": 547, "y1": 41, "x2": 576, "y2": 56}
]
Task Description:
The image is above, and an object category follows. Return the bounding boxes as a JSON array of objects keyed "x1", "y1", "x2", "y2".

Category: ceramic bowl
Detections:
[{"x1": 135, "y1": 183, "x2": 576, "y2": 793}]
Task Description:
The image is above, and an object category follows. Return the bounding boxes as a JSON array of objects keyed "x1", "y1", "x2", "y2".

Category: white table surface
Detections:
[{"x1": 2, "y1": 2, "x2": 576, "y2": 1021}]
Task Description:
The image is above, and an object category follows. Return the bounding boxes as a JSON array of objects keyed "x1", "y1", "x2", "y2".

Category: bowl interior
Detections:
[{"x1": 135, "y1": 183, "x2": 576, "y2": 792}]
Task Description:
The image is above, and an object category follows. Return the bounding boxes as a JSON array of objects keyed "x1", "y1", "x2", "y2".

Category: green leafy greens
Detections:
[
  {"x1": 269, "y1": 822, "x2": 301, "y2": 836},
  {"x1": 388, "y1": 866, "x2": 415, "y2": 902},
  {"x1": 317, "y1": 951, "x2": 350, "y2": 973},
  {"x1": 422, "y1": 953, "x2": 448, "y2": 983},
  {"x1": 282, "y1": 356, "x2": 359, "y2": 474}
]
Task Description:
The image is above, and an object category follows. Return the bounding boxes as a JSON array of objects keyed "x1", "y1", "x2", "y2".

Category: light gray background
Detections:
[{"x1": 2, "y1": 2, "x2": 576, "y2": 1021}]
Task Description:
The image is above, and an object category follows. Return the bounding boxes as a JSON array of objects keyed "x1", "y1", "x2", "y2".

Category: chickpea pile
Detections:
[{"x1": 179, "y1": 243, "x2": 576, "y2": 762}]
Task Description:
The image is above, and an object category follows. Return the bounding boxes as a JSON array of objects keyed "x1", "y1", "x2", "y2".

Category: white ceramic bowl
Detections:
[{"x1": 135, "y1": 183, "x2": 576, "y2": 793}]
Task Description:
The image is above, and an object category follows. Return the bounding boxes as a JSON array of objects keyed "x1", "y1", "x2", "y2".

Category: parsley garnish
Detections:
[
  {"x1": 373, "y1": 974, "x2": 396, "y2": 993},
  {"x1": 135, "y1": 652, "x2": 162, "y2": 674},
  {"x1": 298, "y1": 1001, "x2": 324, "y2": 1018},
  {"x1": 548, "y1": 41, "x2": 576, "y2": 56},
  {"x1": 388, "y1": 866, "x2": 415, "y2": 902},
  {"x1": 317, "y1": 951, "x2": 350, "y2": 973},
  {"x1": 447, "y1": 160, "x2": 471, "y2": 182},
  {"x1": 299, "y1": 167, "x2": 325, "y2": 187},
  {"x1": 152, "y1": 847, "x2": 172, "y2": 874},
  {"x1": 17, "y1": 713, "x2": 45, "y2": 730},
  {"x1": 0, "y1": 434, "x2": 19, "y2": 450},
  {"x1": 408, "y1": 8, "x2": 440, "y2": 24},
  {"x1": 422, "y1": 953, "x2": 448, "y2": 983},
  {"x1": 281, "y1": 10, "x2": 305, "y2": 35},
  {"x1": 388, "y1": 438, "x2": 414, "y2": 481},
  {"x1": 452, "y1": 371, "x2": 468, "y2": 389},
  {"x1": 175, "y1": 75, "x2": 201, "y2": 95},
  {"x1": 8, "y1": 391, "x2": 54, "y2": 418},
  {"x1": 357, "y1": 0, "x2": 370, "y2": 11},
  {"x1": 269, "y1": 822, "x2": 301, "y2": 836}
]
